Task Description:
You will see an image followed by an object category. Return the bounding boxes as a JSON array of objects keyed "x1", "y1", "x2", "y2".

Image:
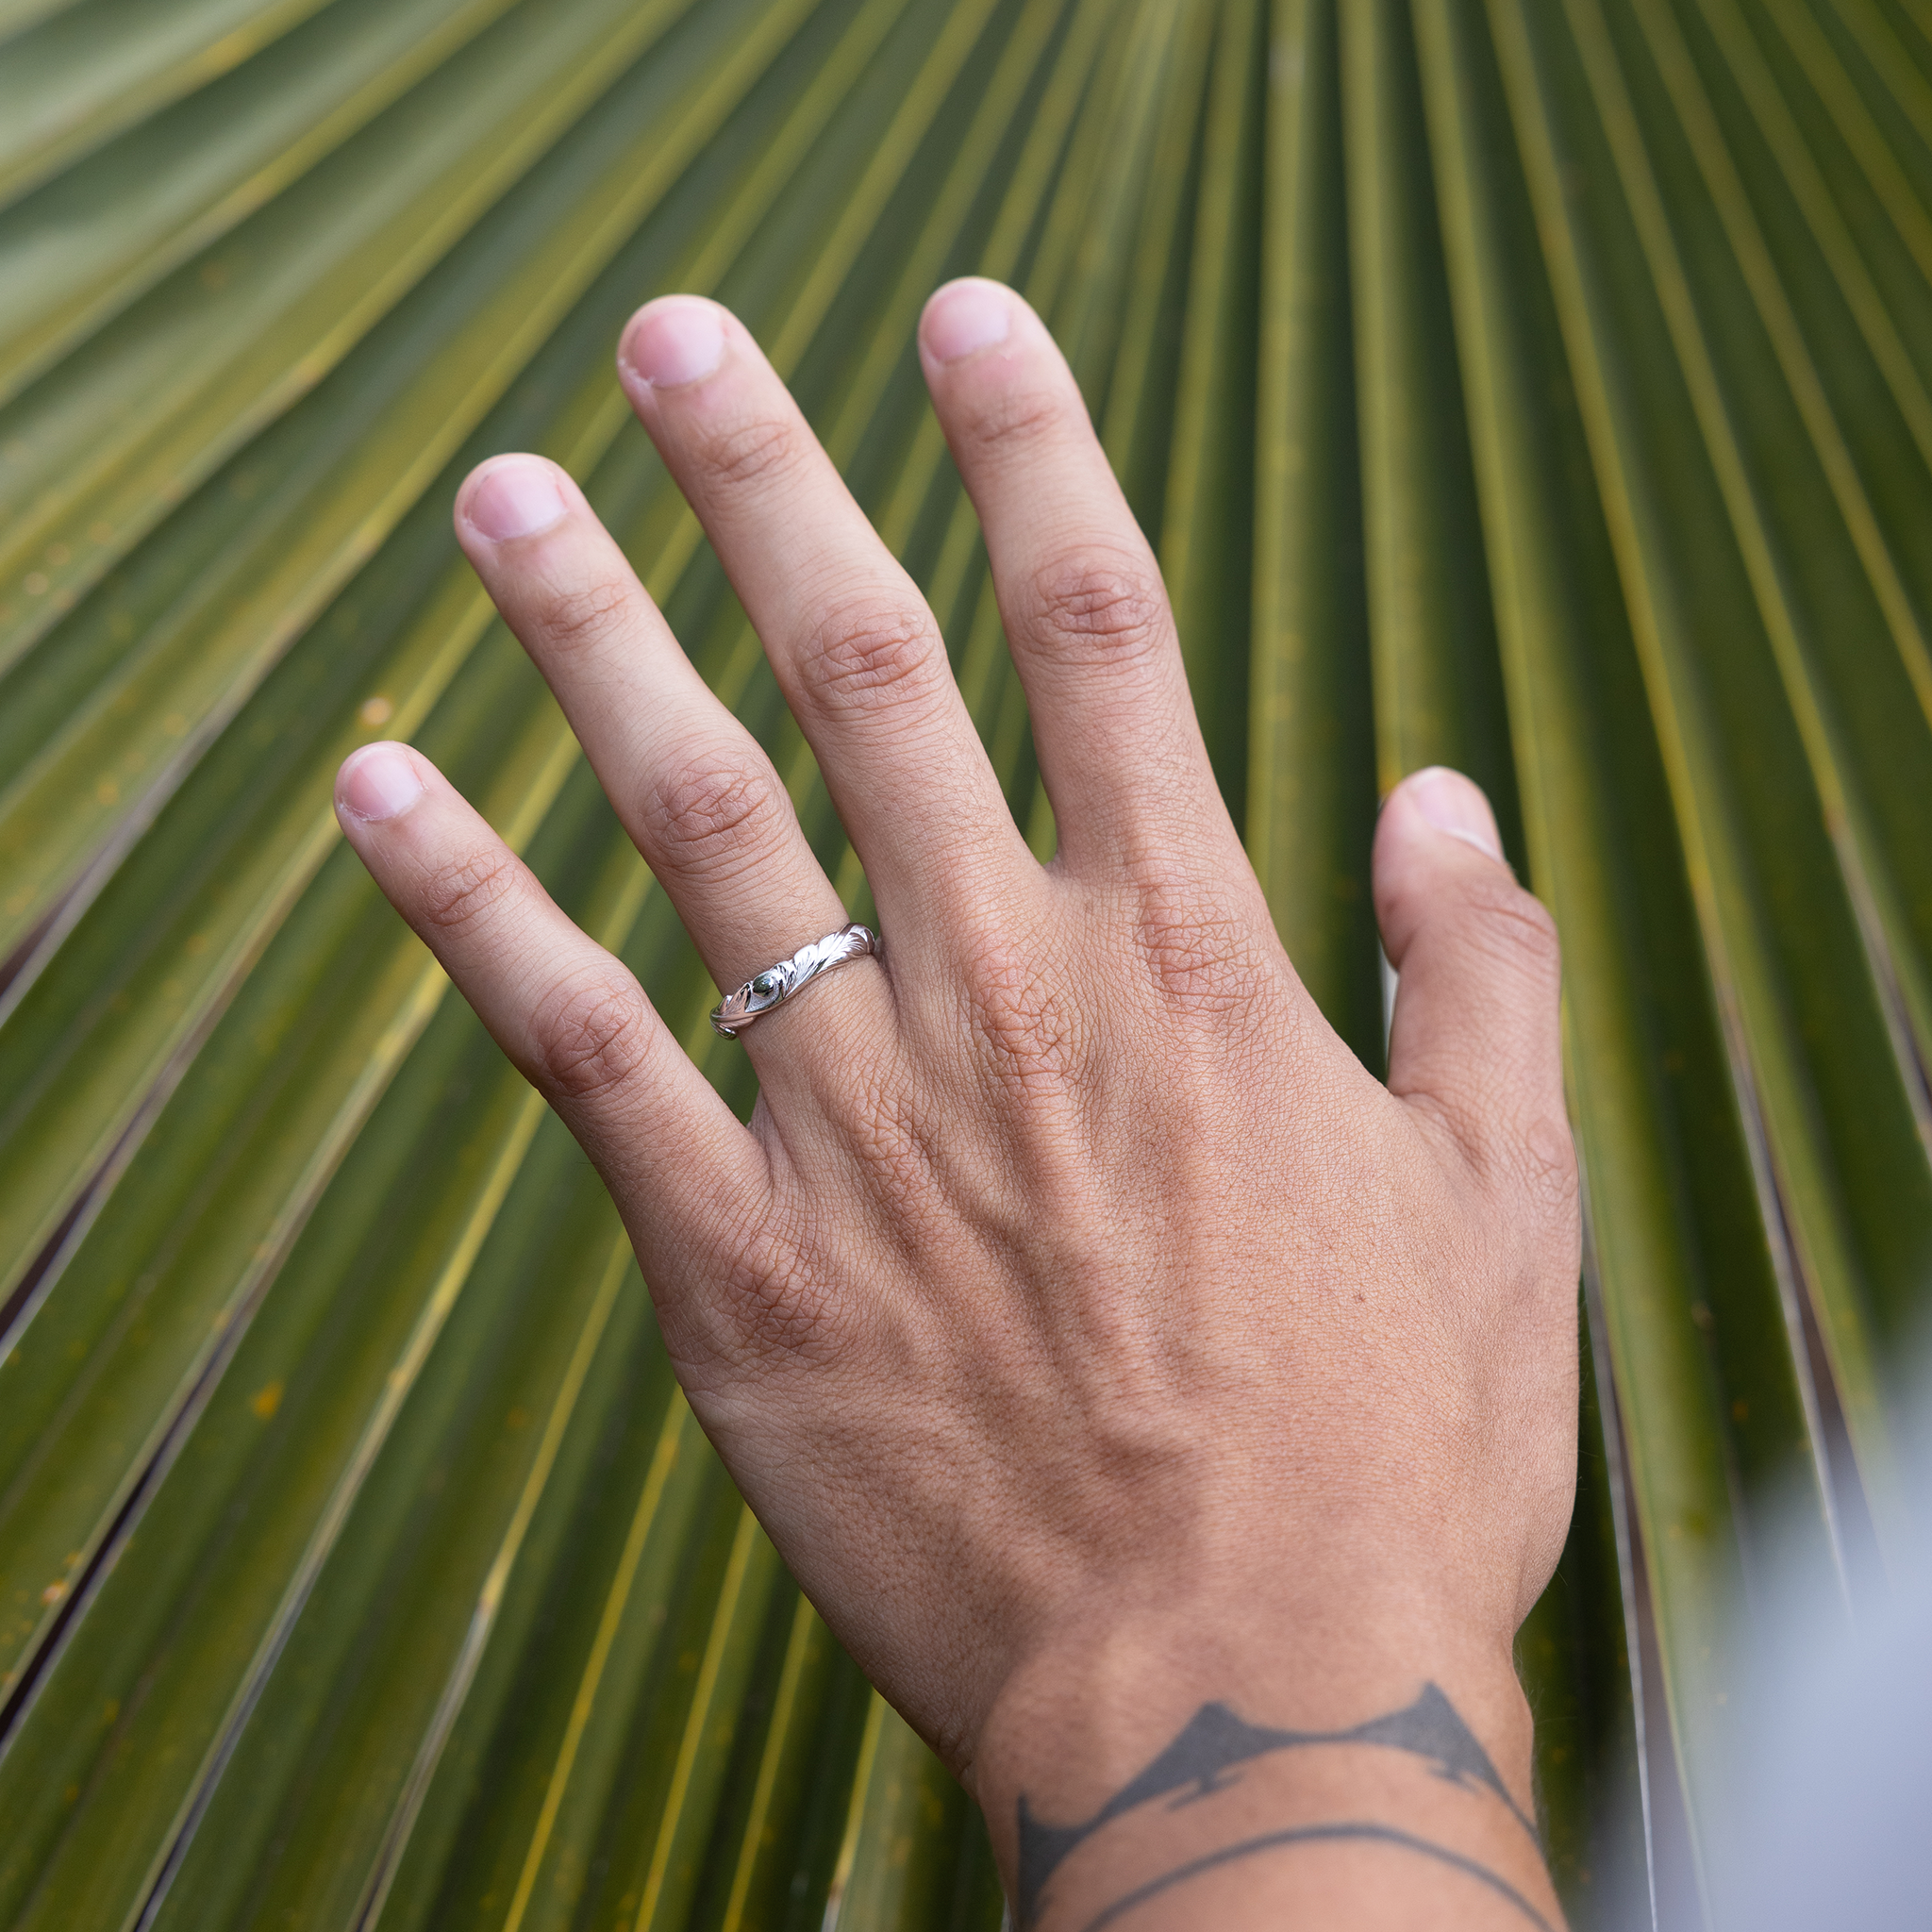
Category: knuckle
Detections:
[
  {"x1": 528, "y1": 967, "x2": 656, "y2": 1104},
  {"x1": 419, "y1": 845, "x2": 521, "y2": 935},
  {"x1": 960, "y1": 926, "x2": 1082, "y2": 1096},
  {"x1": 533, "y1": 574, "x2": 634, "y2": 657},
  {"x1": 707, "y1": 416, "x2": 803, "y2": 491},
  {"x1": 800, "y1": 593, "x2": 939, "y2": 713},
  {"x1": 965, "y1": 383, "x2": 1063, "y2": 453},
  {"x1": 836, "y1": 1065, "x2": 942, "y2": 1214},
  {"x1": 712, "y1": 1213, "x2": 840, "y2": 1363},
  {"x1": 1025, "y1": 545, "x2": 1171, "y2": 666},
  {"x1": 1518, "y1": 1108, "x2": 1581, "y2": 1224},
  {"x1": 1473, "y1": 879, "x2": 1562, "y2": 982},
  {"x1": 1131, "y1": 879, "x2": 1267, "y2": 1012},
  {"x1": 641, "y1": 755, "x2": 788, "y2": 887}
]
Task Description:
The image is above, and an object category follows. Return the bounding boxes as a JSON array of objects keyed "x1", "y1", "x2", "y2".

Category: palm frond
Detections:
[{"x1": 2, "y1": 2, "x2": 1927, "y2": 1925}]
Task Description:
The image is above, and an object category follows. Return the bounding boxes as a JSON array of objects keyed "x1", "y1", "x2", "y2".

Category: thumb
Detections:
[{"x1": 1374, "y1": 767, "x2": 1569, "y2": 1194}]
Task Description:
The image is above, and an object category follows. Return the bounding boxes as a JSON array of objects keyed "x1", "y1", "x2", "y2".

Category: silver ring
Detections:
[{"x1": 710, "y1": 924, "x2": 876, "y2": 1038}]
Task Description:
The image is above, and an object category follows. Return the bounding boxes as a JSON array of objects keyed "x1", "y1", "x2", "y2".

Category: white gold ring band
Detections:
[{"x1": 710, "y1": 924, "x2": 876, "y2": 1038}]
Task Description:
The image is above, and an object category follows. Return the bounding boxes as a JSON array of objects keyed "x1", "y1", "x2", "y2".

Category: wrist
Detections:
[{"x1": 967, "y1": 1588, "x2": 1549, "y2": 1931}]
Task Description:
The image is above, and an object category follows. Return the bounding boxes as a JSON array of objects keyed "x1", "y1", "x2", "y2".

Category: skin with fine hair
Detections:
[{"x1": 335, "y1": 277, "x2": 1579, "y2": 1930}]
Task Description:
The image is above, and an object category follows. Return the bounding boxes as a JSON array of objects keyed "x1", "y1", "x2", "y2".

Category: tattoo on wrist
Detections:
[{"x1": 1015, "y1": 1682, "x2": 1549, "y2": 1931}]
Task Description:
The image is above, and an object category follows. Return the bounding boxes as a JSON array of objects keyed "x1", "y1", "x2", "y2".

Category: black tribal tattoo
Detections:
[{"x1": 1015, "y1": 1683, "x2": 1544, "y2": 1931}]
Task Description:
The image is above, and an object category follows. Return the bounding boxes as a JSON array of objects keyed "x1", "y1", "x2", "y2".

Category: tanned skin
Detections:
[{"x1": 336, "y1": 277, "x2": 1579, "y2": 1930}]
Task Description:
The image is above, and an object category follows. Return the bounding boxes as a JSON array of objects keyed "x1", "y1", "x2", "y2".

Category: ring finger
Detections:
[{"x1": 452, "y1": 453, "x2": 880, "y2": 1062}]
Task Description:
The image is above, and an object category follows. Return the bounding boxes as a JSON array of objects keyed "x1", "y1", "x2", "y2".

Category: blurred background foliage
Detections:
[{"x1": 0, "y1": 0, "x2": 1927, "y2": 1925}]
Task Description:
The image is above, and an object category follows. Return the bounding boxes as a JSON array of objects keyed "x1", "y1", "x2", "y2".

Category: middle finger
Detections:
[{"x1": 616, "y1": 296, "x2": 1032, "y2": 929}]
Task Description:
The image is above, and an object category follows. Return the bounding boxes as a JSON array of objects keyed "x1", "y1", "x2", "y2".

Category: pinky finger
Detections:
[{"x1": 334, "y1": 740, "x2": 763, "y2": 1258}]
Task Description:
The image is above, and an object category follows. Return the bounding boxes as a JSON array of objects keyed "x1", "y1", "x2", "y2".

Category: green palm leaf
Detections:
[{"x1": 2, "y1": 1, "x2": 1925, "y2": 1925}]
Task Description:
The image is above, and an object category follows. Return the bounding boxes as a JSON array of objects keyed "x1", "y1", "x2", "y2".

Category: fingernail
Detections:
[
  {"x1": 1404, "y1": 765, "x2": 1503, "y2": 861},
  {"x1": 922, "y1": 279, "x2": 1011, "y2": 365},
  {"x1": 464, "y1": 458, "x2": 568, "y2": 541},
  {"x1": 339, "y1": 742, "x2": 425, "y2": 823},
  {"x1": 620, "y1": 297, "x2": 724, "y2": 389}
]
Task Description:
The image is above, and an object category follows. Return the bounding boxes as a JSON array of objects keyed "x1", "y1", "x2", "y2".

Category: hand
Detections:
[{"x1": 335, "y1": 278, "x2": 1579, "y2": 1930}]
